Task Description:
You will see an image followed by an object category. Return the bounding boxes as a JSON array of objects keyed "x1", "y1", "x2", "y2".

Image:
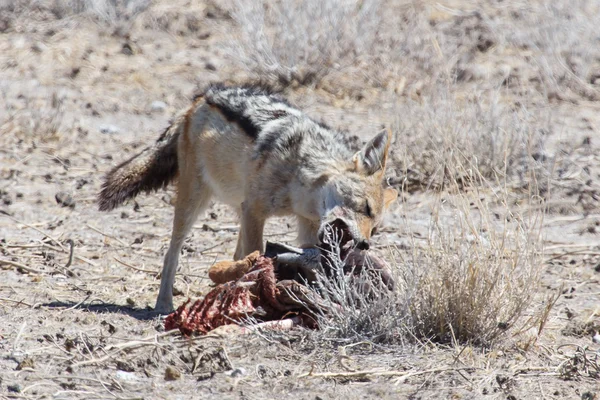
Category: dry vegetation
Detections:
[{"x1": 1, "y1": 0, "x2": 600, "y2": 399}]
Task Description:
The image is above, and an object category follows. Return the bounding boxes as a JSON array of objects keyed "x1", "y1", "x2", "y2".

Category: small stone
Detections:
[
  {"x1": 150, "y1": 100, "x2": 167, "y2": 113},
  {"x1": 70, "y1": 67, "x2": 81, "y2": 79},
  {"x1": 7, "y1": 383, "x2": 21, "y2": 393},
  {"x1": 121, "y1": 42, "x2": 134, "y2": 55},
  {"x1": 225, "y1": 367, "x2": 246, "y2": 378},
  {"x1": 16, "y1": 357, "x2": 34, "y2": 370},
  {"x1": 75, "y1": 178, "x2": 89, "y2": 189},
  {"x1": 31, "y1": 42, "x2": 47, "y2": 53},
  {"x1": 99, "y1": 124, "x2": 120, "y2": 135},
  {"x1": 197, "y1": 371, "x2": 215, "y2": 381},
  {"x1": 55, "y1": 192, "x2": 75, "y2": 208},
  {"x1": 592, "y1": 333, "x2": 600, "y2": 344},
  {"x1": 581, "y1": 392, "x2": 596, "y2": 400},
  {"x1": 115, "y1": 371, "x2": 138, "y2": 382},
  {"x1": 116, "y1": 360, "x2": 134, "y2": 372},
  {"x1": 164, "y1": 365, "x2": 181, "y2": 381}
]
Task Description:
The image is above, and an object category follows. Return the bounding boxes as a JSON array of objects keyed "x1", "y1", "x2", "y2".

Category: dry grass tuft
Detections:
[
  {"x1": 0, "y1": 92, "x2": 68, "y2": 144},
  {"x1": 0, "y1": 0, "x2": 150, "y2": 26},
  {"x1": 313, "y1": 173, "x2": 550, "y2": 347},
  {"x1": 391, "y1": 87, "x2": 553, "y2": 196},
  {"x1": 403, "y1": 182, "x2": 547, "y2": 346},
  {"x1": 223, "y1": 0, "x2": 600, "y2": 101},
  {"x1": 310, "y1": 245, "x2": 410, "y2": 345},
  {"x1": 499, "y1": 1, "x2": 600, "y2": 101},
  {"x1": 223, "y1": 0, "x2": 381, "y2": 87}
]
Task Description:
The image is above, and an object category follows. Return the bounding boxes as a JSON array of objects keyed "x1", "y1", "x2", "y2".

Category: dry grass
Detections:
[
  {"x1": 309, "y1": 244, "x2": 410, "y2": 345},
  {"x1": 222, "y1": 0, "x2": 600, "y2": 103},
  {"x1": 391, "y1": 87, "x2": 553, "y2": 195},
  {"x1": 498, "y1": 0, "x2": 600, "y2": 101},
  {"x1": 222, "y1": 0, "x2": 381, "y2": 87},
  {"x1": 220, "y1": 0, "x2": 477, "y2": 90},
  {"x1": 403, "y1": 183, "x2": 548, "y2": 346},
  {"x1": 0, "y1": 93, "x2": 67, "y2": 144},
  {"x1": 0, "y1": 0, "x2": 150, "y2": 23},
  {"x1": 311, "y1": 173, "x2": 551, "y2": 347}
]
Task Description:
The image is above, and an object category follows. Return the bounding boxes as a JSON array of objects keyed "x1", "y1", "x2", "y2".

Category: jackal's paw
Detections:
[{"x1": 154, "y1": 301, "x2": 174, "y2": 316}]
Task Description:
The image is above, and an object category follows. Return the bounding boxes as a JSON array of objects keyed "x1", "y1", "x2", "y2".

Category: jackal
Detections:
[{"x1": 98, "y1": 84, "x2": 398, "y2": 313}]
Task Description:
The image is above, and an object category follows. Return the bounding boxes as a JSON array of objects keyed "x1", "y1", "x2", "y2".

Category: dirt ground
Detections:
[{"x1": 1, "y1": 1, "x2": 599, "y2": 399}]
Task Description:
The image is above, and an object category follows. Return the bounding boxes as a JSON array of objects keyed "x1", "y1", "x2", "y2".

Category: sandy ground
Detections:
[{"x1": 1, "y1": 1, "x2": 599, "y2": 399}]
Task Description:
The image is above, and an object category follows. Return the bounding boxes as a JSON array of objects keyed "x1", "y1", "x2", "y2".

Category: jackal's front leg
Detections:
[
  {"x1": 233, "y1": 230, "x2": 244, "y2": 261},
  {"x1": 155, "y1": 159, "x2": 212, "y2": 314},
  {"x1": 240, "y1": 200, "x2": 266, "y2": 257}
]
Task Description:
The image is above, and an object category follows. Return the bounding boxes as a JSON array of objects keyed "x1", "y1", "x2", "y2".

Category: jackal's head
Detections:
[{"x1": 317, "y1": 129, "x2": 398, "y2": 252}]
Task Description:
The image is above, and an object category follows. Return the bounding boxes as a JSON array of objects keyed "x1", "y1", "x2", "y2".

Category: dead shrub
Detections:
[
  {"x1": 499, "y1": 0, "x2": 600, "y2": 101},
  {"x1": 222, "y1": 0, "x2": 382, "y2": 87},
  {"x1": 0, "y1": 0, "x2": 150, "y2": 25},
  {"x1": 312, "y1": 176, "x2": 550, "y2": 347},
  {"x1": 309, "y1": 239, "x2": 411, "y2": 345},
  {"x1": 404, "y1": 180, "x2": 546, "y2": 345},
  {"x1": 390, "y1": 87, "x2": 553, "y2": 196},
  {"x1": 0, "y1": 92, "x2": 69, "y2": 144}
]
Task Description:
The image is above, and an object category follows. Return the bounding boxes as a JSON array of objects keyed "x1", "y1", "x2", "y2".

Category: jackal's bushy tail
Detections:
[{"x1": 98, "y1": 124, "x2": 180, "y2": 211}]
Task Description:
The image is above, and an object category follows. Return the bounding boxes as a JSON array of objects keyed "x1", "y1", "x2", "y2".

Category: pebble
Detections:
[
  {"x1": 55, "y1": 191, "x2": 75, "y2": 208},
  {"x1": 165, "y1": 365, "x2": 181, "y2": 381},
  {"x1": 592, "y1": 333, "x2": 600, "y2": 344},
  {"x1": 115, "y1": 371, "x2": 138, "y2": 382},
  {"x1": 99, "y1": 124, "x2": 120, "y2": 134},
  {"x1": 7, "y1": 383, "x2": 22, "y2": 393},
  {"x1": 225, "y1": 367, "x2": 246, "y2": 378},
  {"x1": 150, "y1": 100, "x2": 167, "y2": 113}
]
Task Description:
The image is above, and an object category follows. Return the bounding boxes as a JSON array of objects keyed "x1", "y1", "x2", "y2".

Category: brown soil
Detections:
[{"x1": 1, "y1": 1, "x2": 599, "y2": 399}]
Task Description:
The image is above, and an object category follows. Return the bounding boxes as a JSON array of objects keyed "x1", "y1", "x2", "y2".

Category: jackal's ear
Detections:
[{"x1": 352, "y1": 129, "x2": 393, "y2": 176}]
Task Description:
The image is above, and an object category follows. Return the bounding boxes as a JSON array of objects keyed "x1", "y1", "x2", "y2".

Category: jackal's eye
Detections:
[{"x1": 365, "y1": 202, "x2": 373, "y2": 218}]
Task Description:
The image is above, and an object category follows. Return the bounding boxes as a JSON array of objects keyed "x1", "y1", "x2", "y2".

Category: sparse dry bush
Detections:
[
  {"x1": 0, "y1": 0, "x2": 150, "y2": 25},
  {"x1": 391, "y1": 88, "x2": 553, "y2": 195},
  {"x1": 220, "y1": 1, "x2": 501, "y2": 92},
  {"x1": 404, "y1": 184, "x2": 547, "y2": 346},
  {"x1": 222, "y1": 0, "x2": 599, "y2": 98},
  {"x1": 310, "y1": 244, "x2": 411, "y2": 345},
  {"x1": 221, "y1": 0, "x2": 456, "y2": 90},
  {"x1": 0, "y1": 92, "x2": 70, "y2": 144},
  {"x1": 499, "y1": 0, "x2": 600, "y2": 101},
  {"x1": 223, "y1": 0, "x2": 382, "y2": 87},
  {"x1": 313, "y1": 180, "x2": 550, "y2": 347}
]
